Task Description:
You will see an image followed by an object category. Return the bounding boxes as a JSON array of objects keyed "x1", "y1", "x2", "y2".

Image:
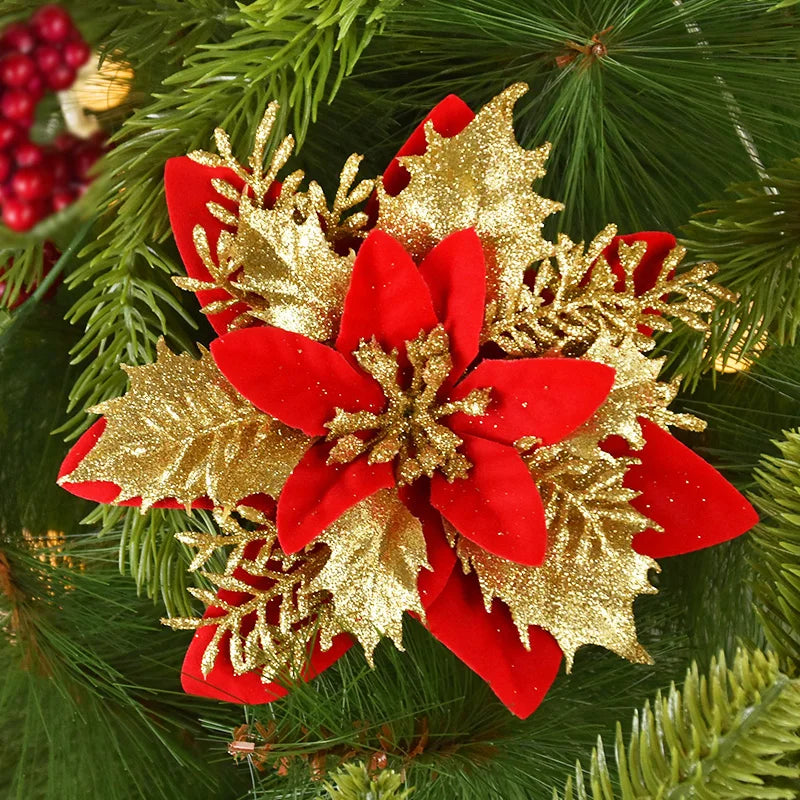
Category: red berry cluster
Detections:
[
  {"x1": 0, "y1": 239, "x2": 60, "y2": 308},
  {"x1": 0, "y1": 5, "x2": 102, "y2": 232}
]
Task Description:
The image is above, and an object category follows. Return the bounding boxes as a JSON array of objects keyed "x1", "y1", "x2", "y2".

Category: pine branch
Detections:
[
  {"x1": 657, "y1": 160, "x2": 800, "y2": 385},
  {"x1": 552, "y1": 648, "x2": 800, "y2": 800},
  {"x1": 320, "y1": 763, "x2": 412, "y2": 800},
  {"x1": 348, "y1": 0, "x2": 800, "y2": 238},
  {"x1": 0, "y1": 536, "x2": 242, "y2": 799},
  {"x1": 61, "y1": 240, "x2": 200, "y2": 437},
  {"x1": 0, "y1": 242, "x2": 47, "y2": 310},
  {"x1": 749, "y1": 429, "x2": 800, "y2": 670},
  {"x1": 62, "y1": 0, "x2": 398, "y2": 438},
  {"x1": 82, "y1": 505, "x2": 217, "y2": 617}
]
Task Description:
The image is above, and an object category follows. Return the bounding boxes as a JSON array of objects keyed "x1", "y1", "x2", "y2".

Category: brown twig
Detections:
[
  {"x1": 227, "y1": 715, "x2": 434, "y2": 781},
  {"x1": 556, "y1": 26, "x2": 614, "y2": 68}
]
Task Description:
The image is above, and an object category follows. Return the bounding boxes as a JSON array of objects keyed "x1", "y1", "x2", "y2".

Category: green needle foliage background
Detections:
[{"x1": 1, "y1": 0, "x2": 800, "y2": 798}]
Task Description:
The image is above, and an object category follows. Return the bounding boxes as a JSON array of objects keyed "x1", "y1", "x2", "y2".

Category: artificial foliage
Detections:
[
  {"x1": 750, "y1": 429, "x2": 800, "y2": 669},
  {"x1": 320, "y1": 763, "x2": 411, "y2": 800},
  {"x1": 57, "y1": 85, "x2": 757, "y2": 721},
  {"x1": 1, "y1": 0, "x2": 800, "y2": 798},
  {"x1": 555, "y1": 649, "x2": 800, "y2": 800}
]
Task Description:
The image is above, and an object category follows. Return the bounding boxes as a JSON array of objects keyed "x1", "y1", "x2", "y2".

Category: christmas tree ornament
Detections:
[
  {"x1": 71, "y1": 51, "x2": 133, "y2": 113},
  {"x1": 58, "y1": 84, "x2": 757, "y2": 719},
  {"x1": 0, "y1": 5, "x2": 103, "y2": 232}
]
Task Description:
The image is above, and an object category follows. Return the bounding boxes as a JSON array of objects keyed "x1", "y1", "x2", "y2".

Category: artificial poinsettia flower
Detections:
[
  {"x1": 58, "y1": 85, "x2": 759, "y2": 721},
  {"x1": 211, "y1": 227, "x2": 615, "y2": 566}
]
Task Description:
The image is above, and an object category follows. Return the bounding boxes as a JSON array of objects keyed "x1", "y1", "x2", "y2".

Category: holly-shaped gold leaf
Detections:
[
  {"x1": 376, "y1": 83, "x2": 562, "y2": 324},
  {"x1": 313, "y1": 489, "x2": 430, "y2": 663},
  {"x1": 457, "y1": 335, "x2": 706, "y2": 668},
  {"x1": 178, "y1": 103, "x2": 371, "y2": 341},
  {"x1": 60, "y1": 340, "x2": 309, "y2": 510}
]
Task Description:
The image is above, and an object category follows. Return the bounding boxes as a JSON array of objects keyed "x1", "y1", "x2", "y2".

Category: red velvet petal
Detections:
[
  {"x1": 449, "y1": 358, "x2": 614, "y2": 446},
  {"x1": 382, "y1": 95, "x2": 475, "y2": 197},
  {"x1": 336, "y1": 230, "x2": 438, "y2": 360},
  {"x1": 613, "y1": 419, "x2": 759, "y2": 558},
  {"x1": 429, "y1": 435, "x2": 547, "y2": 566},
  {"x1": 277, "y1": 442, "x2": 396, "y2": 553},
  {"x1": 418, "y1": 229, "x2": 486, "y2": 382},
  {"x1": 424, "y1": 568, "x2": 562, "y2": 718},
  {"x1": 57, "y1": 418, "x2": 213, "y2": 509},
  {"x1": 603, "y1": 231, "x2": 677, "y2": 295},
  {"x1": 211, "y1": 327, "x2": 385, "y2": 437},
  {"x1": 399, "y1": 482, "x2": 456, "y2": 608},
  {"x1": 181, "y1": 596, "x2": 352, "y2": 704},
  {"x1": 58, "y1": 418, "x2": 122, "y2": 504},
  {"x1": 165, "y1": 157, "x2": 246, "y2": 335}
]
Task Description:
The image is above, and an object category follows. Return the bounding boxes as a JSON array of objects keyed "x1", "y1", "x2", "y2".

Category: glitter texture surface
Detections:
[
  {"x1": 167, "y1": 508, "x2": 338, "y2": 681},
  {"x1": 377, "y1": 83, "x2": 563, "y2": 327},
  {"x1": 487, "y1": 225, "x2": 736, "y2": 357},
  {"x1": 61, "y1": 340, "x2": 309, "y2": 509},
  {"x1": 313, "y1": 489, "x2": 430, "y2": 662},
  {"x1": 177, "y1": 103, "x2": 373, "y2": 340},
  {"x1": 325, "y1": 326, "x2": 491, "y2": 484},
  {"x1": 66, "y1": 85, "x2": 744, "y2": 691}
]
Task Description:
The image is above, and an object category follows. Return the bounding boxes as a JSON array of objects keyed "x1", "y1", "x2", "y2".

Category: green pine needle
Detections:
[
  {"x1": 552, "y1": 648, "x2": 800, "y2": 800},
  {"x1": 749, "y1": 429, "x2": 800, "y2": 670},
  {"x1": 81, "y1": 504, "x2": 217, "y2": 617},
  {"x1": 659, "y1": 159, "x2": 800, "y2": 385},
  {"x1": 0, "y1": 537, "x2": 243, "y2": 799},
  {"x1": 349, "y1": 0, "x2": 800, "y2": 238}
]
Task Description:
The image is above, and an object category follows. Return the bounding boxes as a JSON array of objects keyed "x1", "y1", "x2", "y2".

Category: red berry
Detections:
[
  {"x1": 1, "y1": 89, "x2": 34, "y2": 121},
  {"x1": 42, "y1": 240, "x2": 60, "y2": 263},
  {"x1": 0, "y1": 152, "x2": 10, "y2": 183},
  {"x1": 1, "y1": 25, "x2": 35, "y2": 55},
  {"x1": 63, "y1": 40, "x2": 90, "y2": 69},
  {"x1": 0, "y1": 120, "x2": 18, "y2": 150},
  {"x1": 74, "y1": 147, "x2": 99, "y2": 180},
  {"x1": 0, "y1": 53, "x2": 36, "y2": 88},
  {"x1": 13, "y1": 141, "x2": 43, "y2": 168},
  {"x1": 12, "y1": 166, "x2": 52, "y2": 200},
  {"x1": 2, "y1": 197, "x2": 40, "y2": 231},
  {"x1": 26, "y1": 74, "x2": 44, "y2": 100},
  {"x1": 52, "y1": 188, "x2": 74, "y2": 212},
  {"x1": 32, "y1": 5, "x2": 73, "y2": 44},
  {"x1": 46, "y1": 62, "x2": 75, "y2": 91},
  {"x1": 49, "y1": 153, "x2": 69, "y2": 184},
  {"x1": 34, "y1": 45, "x2": 60, "y2": 73},
  {"x1": 54, "y1": 132, "x2": 74, "y2": 152}
]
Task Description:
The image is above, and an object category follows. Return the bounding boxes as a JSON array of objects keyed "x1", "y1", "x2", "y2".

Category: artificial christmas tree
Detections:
[{"x1": 2, "y1": 2, "x2": 800, "y2": 799}]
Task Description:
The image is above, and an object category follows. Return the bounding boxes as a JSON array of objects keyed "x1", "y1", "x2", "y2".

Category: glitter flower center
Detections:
[{"x1": 325, "y1": 325, "x2": 491, "y2": 484}]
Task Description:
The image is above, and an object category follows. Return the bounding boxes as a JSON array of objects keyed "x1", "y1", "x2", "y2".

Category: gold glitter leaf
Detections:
[
  {"x1": 166, "y1": 510, "x2": 340, "y2": 682},
  {"x1": 313, "y1": 489, "x2": 430, "y2": 663},
  {"x1": 376, "y1": 83, "x2": 562, "y2": 324},
  {"x1": 457, "y1": 462, "x2": 658, "y2": 670},
  {"x1": 457, "y1": 333, "x2": 707, "y2": 668},
  {"x1": 583, "y1": 335, "x2": 706, "y2": 448},
  {"x1": 60, "y1": 340, "x2": 309, "y2": 510},
  {"x1": 488, "y1": 226, "x2": 737, "y2": 357},
  {"x1": 178, "y1": 103, "x2": 373, "y2": 340},
  {"x1": 219, "y1": 197, "x2": 355, "y2": 340}
]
